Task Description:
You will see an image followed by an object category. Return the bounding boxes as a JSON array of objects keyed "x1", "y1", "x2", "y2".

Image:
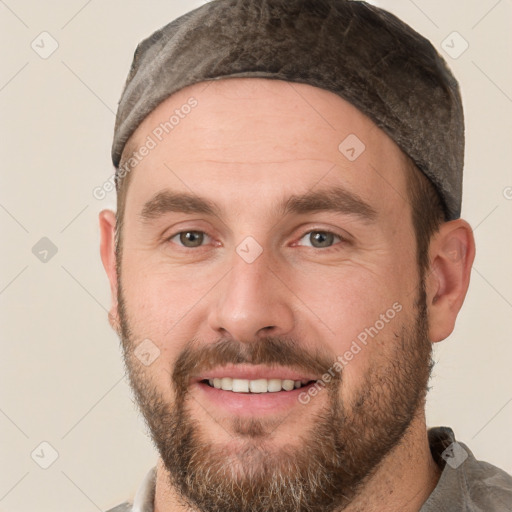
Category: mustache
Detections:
[{"x1": 172, "y1": 336, "x2": 339, "y2": 393}]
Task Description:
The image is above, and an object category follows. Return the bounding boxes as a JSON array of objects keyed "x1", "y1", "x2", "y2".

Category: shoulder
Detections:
[
  {"x1": 423, "y1": 427, "x2": 512, "y2": 511},
  {"x1": 463, "y1": 449, "x2": 512, "y2": 510}
]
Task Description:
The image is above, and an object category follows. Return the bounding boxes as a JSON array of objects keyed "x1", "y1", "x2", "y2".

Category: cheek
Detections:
[
  {"x1": 289, "y1": 261, "x2": 413, "y2": 382},
  {"x1": 119, "y1": 256, "x2": 218, "y2": 368},
  {"x1": 293, "y1": 262, "x2": 404, "y2": 332},
  {"x1": 121, "y1": 247, "x2": 208, "y2": 320}
]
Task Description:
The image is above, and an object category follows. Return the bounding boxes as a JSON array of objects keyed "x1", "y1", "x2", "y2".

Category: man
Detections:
[{"x1": 99, "y1": 1, "x2": 512, "y2": 511}]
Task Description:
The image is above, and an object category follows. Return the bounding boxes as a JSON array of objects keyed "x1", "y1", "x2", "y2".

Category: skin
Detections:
[{"x1": 99, "y1": 78, "x2": 475, "y2": 512}]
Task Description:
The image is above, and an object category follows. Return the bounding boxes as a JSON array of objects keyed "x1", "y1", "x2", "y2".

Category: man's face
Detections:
[{"x1": 114, "y1": 79, "x2": 433, "y2": 512}]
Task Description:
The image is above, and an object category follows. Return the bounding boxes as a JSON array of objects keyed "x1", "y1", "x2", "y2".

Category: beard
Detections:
[{"x1": 116, "y1": 278, "x2": 433, "y2": 512}]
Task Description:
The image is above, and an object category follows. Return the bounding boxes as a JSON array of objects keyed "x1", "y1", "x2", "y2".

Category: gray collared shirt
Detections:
[{"x1": 106, "y1": 426, "x2": 512, "y2": 512}]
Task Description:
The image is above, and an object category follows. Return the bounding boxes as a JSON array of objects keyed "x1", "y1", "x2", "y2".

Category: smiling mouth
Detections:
[{"x1": 201, "y1": 378, "x2": 317, "y2": 393}]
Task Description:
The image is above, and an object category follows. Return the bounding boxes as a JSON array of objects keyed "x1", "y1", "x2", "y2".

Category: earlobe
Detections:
[
  {"x1": 99, "y1": 209, "x2": 120, "y2": 333},
  {"x1": 426, "y1": 219, "x2": 476, "y2": 343}
]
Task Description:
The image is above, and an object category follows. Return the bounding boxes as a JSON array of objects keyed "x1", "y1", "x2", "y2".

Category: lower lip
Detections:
[{"x1": 192, "y1": 381, "x2": 318, "y2": 415}]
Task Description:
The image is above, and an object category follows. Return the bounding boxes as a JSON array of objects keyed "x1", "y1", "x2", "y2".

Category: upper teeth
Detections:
[{"x1": 208, "y1": 378, "x2": 309, "y2": 393}]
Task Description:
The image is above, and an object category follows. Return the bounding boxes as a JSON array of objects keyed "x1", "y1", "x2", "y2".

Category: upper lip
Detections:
[{"x1": 191, "y1": 364, "x2": 319, "y2": 383}]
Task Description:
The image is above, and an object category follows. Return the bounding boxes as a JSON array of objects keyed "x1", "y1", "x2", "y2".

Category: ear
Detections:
[
  {"x1": 425, "y1": 219, "x2": 476, "y2": 342},
  {"x1": 99, "y1": 209, "x2": 120, "y2": 334}
]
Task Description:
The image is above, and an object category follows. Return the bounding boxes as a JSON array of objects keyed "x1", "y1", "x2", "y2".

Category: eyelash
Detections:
[{"x1": 165, "y1": 229, "x2": 346, "y2": 252}]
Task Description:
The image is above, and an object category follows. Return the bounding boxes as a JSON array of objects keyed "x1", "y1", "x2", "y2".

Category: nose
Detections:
[{"x1": 207, "y1": 247, "x2": 295, "y2": 342}]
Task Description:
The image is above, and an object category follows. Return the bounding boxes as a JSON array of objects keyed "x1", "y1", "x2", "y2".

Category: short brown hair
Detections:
[
  {"x1": 404, "y1": 158, "x2": 447, "y2": 274},
  {"x1": 113, "y1": 145, "x2": 135, "y2": 268}
]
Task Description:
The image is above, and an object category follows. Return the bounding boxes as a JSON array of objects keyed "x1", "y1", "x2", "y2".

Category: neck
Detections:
[
  {"x1": 339, "y1": 409, "x2": 442, "y2": 512},
  {"x1": 154, "y1": 410, "x2": 442, "y2": 512}
]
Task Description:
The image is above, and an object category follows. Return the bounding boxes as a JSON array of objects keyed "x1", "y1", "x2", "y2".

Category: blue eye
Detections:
[
  {"x1": 296, "y1": 230, "x2": 343, "y2": 249},
  {"x1": 168, "y1": 231, "x2": 211, "y2": 248}
]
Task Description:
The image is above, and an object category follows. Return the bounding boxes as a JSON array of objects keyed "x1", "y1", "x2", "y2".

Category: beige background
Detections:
[{"x1": 1, "y1": 0, "x2": 511, "y2": 510}]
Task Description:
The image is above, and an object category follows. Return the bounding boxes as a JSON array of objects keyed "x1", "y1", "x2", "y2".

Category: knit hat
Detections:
[{"x1": 112, "y1": 0, "x2": 464, "y2": 219}]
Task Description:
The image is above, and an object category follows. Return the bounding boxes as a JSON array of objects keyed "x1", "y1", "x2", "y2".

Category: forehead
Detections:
[{"x1": 121, "y1": 78, "x2": 411, "y2": 221}]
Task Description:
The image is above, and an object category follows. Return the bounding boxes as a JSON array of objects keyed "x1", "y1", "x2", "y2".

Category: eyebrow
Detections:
[
  {"x1": 140, "y1": 191, "x2": 221, "y2": 221},
  {"x1": 139, "y1": 186, "x2": 377, "y2": 224},
  {"x1": 282, "y1": 186, "x2": 377, "y2": 222}
]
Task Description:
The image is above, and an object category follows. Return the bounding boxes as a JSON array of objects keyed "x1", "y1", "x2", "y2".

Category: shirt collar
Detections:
[{"x1": 132, "y1": 465, "x2": 156, "y2": 512}]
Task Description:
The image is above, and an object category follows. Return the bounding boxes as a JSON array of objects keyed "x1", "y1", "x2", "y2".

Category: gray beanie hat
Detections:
[{"x1": 112, "y1": 0, "x2": 464, "y2": 220}]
